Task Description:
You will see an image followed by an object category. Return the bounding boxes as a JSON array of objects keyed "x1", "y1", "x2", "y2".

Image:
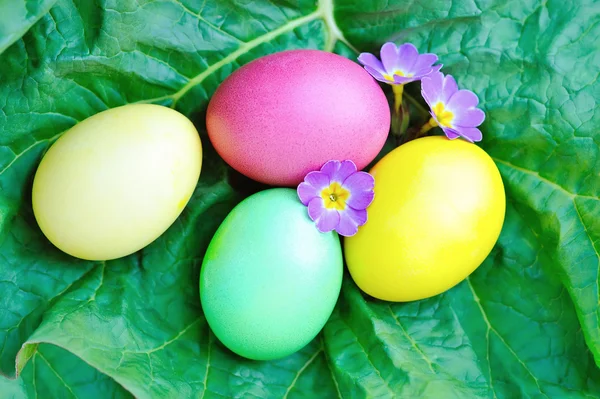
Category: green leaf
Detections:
[
  {"x1": 3, "y1": 344, "x2": 132, "y2": 398},
  {"x1": 1, "y1": 0, "x2": 600, "y2": 397},
  {"x1": 0, "y1": 370, "x2": 27, "y2": 399},
  {"x1": 0, "y1": 0, "x2": 57, "y2": 54}
]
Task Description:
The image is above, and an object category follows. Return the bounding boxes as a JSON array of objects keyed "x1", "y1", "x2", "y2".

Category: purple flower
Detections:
[
  {"x1": 297, "y1": 160, "x2": 374, "y2": 237},
  {"x1": 421, "y1": 71, "x2": 486, "y2": 143},
  {"x1": 358, "y1": 42, "x2": 442, "y2": 85}
]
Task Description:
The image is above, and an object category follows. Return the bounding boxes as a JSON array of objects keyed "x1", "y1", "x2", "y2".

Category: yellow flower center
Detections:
[
  {"x1": 383, "y1": 69, "x2": 413, "y2": 81},
  {"x1": 432, "y1": 102, "x2": 454, "y2": 128},
  {"x1": 321, "y1": 182, "x2": 350, "y2": 210}
]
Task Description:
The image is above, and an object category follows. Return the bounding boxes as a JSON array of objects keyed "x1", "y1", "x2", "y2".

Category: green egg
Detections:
[{"x1": 200, "y1": 188, "x2": 343, "y2": 360}]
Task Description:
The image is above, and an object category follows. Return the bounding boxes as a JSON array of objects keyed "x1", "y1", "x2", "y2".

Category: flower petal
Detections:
[
  {"x1": 442, "y1": 128, "x2": 461, "y2": 140},
  {"x1": 412, "y1": 53, "x2": 438, "y2": 73},
  {"x1": 445, "y1": 90, "x2": 485, "y2": 128},
  {"x1": 430, "y1": 64, "x2": 443, "y2": 74},
  {"x1": 393, "y1": 75, "x2": 415, "y2": 85},
  {"x1": 305, "y1": 170, "x2": 331, "y2": 187},
  {"x1": 396, "y1": 43, "x2": 419, "y2": 71},
  {"x1": 336, "y1": 207, "x2": 368, "y2": 237},
  {"x1": 335, "y1": 160, "x2": 358, "y2": 182},
  {"x1": 316, "y1": 210, "x2": 340, "y2": 233},
  {"x1": 321, "y1": 160, "x2": 357, "y2": 184},
  {"x1": 307, "y1": 197, "x2": 325, "y2": 221},
  {"x1": 342, "y1": 172, "x2": 375, "y2": 210},
  {"x1": 447, "y1": 89, "x2": 479, "y2": 109},
  {"x1": 348, "y1": 191, "x2": 375, "y2": 210},
  {"x1": 416, "y1": 63, "x2": 443, "y2": 80},
  {"x1": 421, "y1": 71, "x2": 445, "y2": 106},
  {"x1": 421, "y1": 88, "x2": 433, "y2": 108},
  {"x1": 336, "y1": 217, "x2": 358, "y2": 236},
  {"x1": 380, "y1": 42, "x2": 399, "y2": 73},
  {"x1": 453, "y1": 108, "x2": 486, "y2": 128},
  {"x1": 305, "y1": 170, "x2": 330, "y2": 188},
  {"x1": 308, "y1": 198, "x2": 340, "y2": 232},
  {"x1": 297, "y1": 182, "x2": 319, "y2": 205},
  {"x1": 298, "y1": 171, "x2": 330, "y2": 205},
  {"x1": 357, "y1": 52, "x2": 385, "y2": 72},
  {"x1": 441, "y1": 74, "x2": 458, "y2": 103},
  {"x1": 320, "y1": 160, "x2": 341, "y2": 179},
  {"x1": 363, "y1": 65, "x2": 390, "y2": 84},
  {"x1": 455, "y1": 127, "x2": 483, "y2": 142}
]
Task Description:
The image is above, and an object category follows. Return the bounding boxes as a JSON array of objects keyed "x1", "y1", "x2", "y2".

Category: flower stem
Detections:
[
  {"x1": 392, "y1": 84, "x2": 404, "y2": 113},
  {"x1": 403, "y1": 91, "x2": 429, "y2": 116},
  {"x1": 390, "y1": 85, "x2": 409, "y2": 140},
  {"x1": 417, "y1": 118, "x2": 438, "y2": 137}
]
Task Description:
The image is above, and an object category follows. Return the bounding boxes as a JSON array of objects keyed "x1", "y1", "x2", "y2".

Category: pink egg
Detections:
[{"x1": 206, "y1": 50, "x2": 391, "y2": 186}]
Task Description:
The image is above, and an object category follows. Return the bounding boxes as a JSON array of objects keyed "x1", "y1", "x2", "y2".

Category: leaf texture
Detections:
[{"x1": 1, "y1": 0, "x2": 599, "y2": 397}]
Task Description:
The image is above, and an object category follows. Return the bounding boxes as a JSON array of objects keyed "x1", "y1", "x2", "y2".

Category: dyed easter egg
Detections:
[
  {"x1": 32, "y1": 104, "x2": 202, "y2": 261},
  {"x1": 345, "y1": 136, "x2": 506, "y2": 301},
  {"x1": 206, "y1": 50, "x2": 390, "y2": 186},
  {"x1": 200, "y1": 188, "x2": 343, "y2": 360}
]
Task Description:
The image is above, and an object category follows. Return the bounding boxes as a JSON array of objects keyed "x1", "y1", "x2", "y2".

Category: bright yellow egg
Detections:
[
  {"x1": 32, "y1": 104, "x2": 202, "y2": 261},
  {"x1": 344, "y1": 136, "x2": 505, "y2": 302}
]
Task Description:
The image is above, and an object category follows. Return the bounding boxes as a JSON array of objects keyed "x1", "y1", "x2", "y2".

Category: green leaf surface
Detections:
[
  {"x1": 1, "y1": 0, "x2": 599, "y2": 397},
  {"x1": 0, "y1": 343, "x2": 132, "y2": 399},
  {"x1": 20, "y1": 344, "x2": 133, "y2": 398},
  {"x1": 0, "y1": 0, "x2": 57, "y2": 54}
]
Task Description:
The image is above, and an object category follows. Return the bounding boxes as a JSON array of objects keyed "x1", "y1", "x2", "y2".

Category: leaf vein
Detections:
[
  {"x1": 386, "y1": 305, "x2": 436, "y2": 373},
  {"x1": 282, "y1": 346, "x2": 323, "y2": 399},
  {"x1": 37, "y1": 351, "x2": 76, "y2": 398},
  {"x1": 466, "y1": 278, "x2": 549, "y2": 398}
]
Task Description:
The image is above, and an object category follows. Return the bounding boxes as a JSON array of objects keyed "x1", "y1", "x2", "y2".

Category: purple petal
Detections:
[
  {"x1": 442, "y1": 128, "x2": 461, "y2": 140},
  {"x1": 316, "y1": 211, "x2": 340, "y2": 233},
  {"x1": 321, "y1": 160, "x2": 357, "y2": 184},
  {"x1": 336, "y1": 208, "x2": 368, "y2": 237},
  {"x1": 421, "y1": 88, "x2": 433, "y2": 108},
  {"x1": 380, "y1": 42, "x2": 399, "y2": 74},
  {"x1": 363, "y1": 65, "x2": 390, "y2": 84},
  {"x1": 430, "y1": 64, "x2": 443, "y2": 74},
  {"x1": 441, "y1": 74, "x2": 458, "y2": 103},
  {"x1": 307, "y1": 197, "x2": 325, "y2": 221},
  {"x1": 446, "y1": 90, "x2": 485, "y2": 127},
  {"x1": 415, "y1": 64, "x2": 443, "y2": 79},
  {"x1": 421, "y1": 72, "x2": 445, "y2": 106},
  {"x1": 320, "y1": 160, "x2": 340, "y2": 178},
  {"x1": 342, "y1": 172, "x2": 375, "y2": 210},
  {"x1": 396, "y1": 43, "x2": 419, "y2": 71},
  {"x1": 298, "y1": 171, "x2": 330, "y2": 205},
  {"x1": 297, "y1": 182, "x2": 319, "y2": 206},
  {"x1": 453, "y1": 108, "x2": 485, "y2": 128},
  {"x1": 447, "y1": 89, "x2": 479, "y2": 109},
  {"x1": 335, "y1": 160, "x2": 358, "y2": 183},
  {"x1": 455, "y1": 127, "x2": 483, "y2": 142},
  {"x1": 411, "y1": 53, "x2": 438, "y2": 74},
  {"x1": 305, "y1": 170, "x2": 330, "y2": 189},
  {"x1": 308, "y1": 198, "x2": 340, "y2": 232},
  {"x1": 357, "y1": 52, "x2": 385, "y2": 72},
  {"x1": 347, "y1": 191, "x2": 375, "y2": 210},
  {"x1": 336, "y1": 218, "x2": 358, "y2": 236},
  {"x1": 393, "y1": 75, "x2": 416, "y2": 85}
]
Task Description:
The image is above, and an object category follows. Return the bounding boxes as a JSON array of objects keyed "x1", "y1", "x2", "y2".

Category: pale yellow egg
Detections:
[{"x1": 32, "y1": 104, "x2": 202, "y2": 261}]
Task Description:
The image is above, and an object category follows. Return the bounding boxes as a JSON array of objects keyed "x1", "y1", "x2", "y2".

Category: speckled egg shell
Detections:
[{"x1": 206, "y1": 50, "x2": 390, "y2": 186}]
